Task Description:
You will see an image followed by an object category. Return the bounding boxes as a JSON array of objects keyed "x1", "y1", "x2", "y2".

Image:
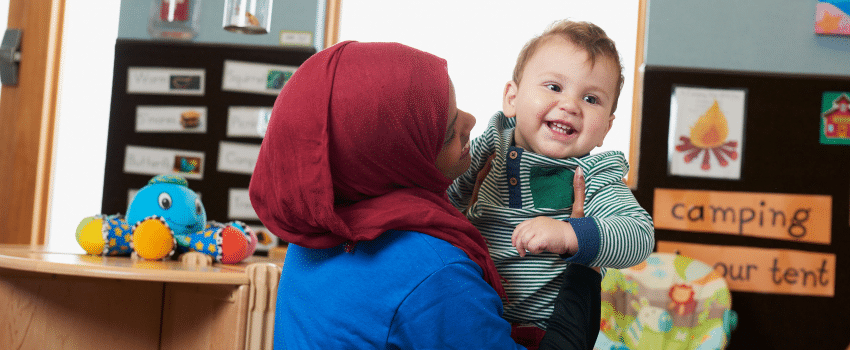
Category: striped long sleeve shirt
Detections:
[{"x1": 447, "y1": 112, "x2": 654, "y2": 329}]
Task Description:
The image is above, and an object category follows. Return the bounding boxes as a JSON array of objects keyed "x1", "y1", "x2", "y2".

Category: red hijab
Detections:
[{"x1": 249, "y1": 41, "x2": 504, "y2": 296}]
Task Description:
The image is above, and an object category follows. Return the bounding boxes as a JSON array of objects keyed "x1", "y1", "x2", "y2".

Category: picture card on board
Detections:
[
  {"x1": 820, "y1": 91, "x2": 850, "y2": 145},
  {"x1": 249, "y1": 224, "x2": 279, "y2": 252},
  {"x1": 136, "y1": 106, "x2": 208, "y2": 133},
  {"x1": 228, "y1": 188, "x2": 258, "y2": 220},
  {"x1": 815, "y1": 1, "x2": 850, "y2": 36},
  {"x1": 668, "y1": 86, "x2": 747, "y2": 180},
  {"x1": 227, "y1": 106, "x2": 272, "y2": 138},
  {"x1": 127, "y1": 67, "x2": 205, "y2": 96},
  {"x1": 124, "y1": 145, "x2": 205, "y2": 180},
  {"x1": 217, "y1": 141, "x2": 261, "y2": 175},
  {"x1": 221, "y1": 60, "x2": 298, "y2": 96}
]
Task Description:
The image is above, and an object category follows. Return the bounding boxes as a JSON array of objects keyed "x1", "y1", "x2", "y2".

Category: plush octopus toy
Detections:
[{"x1": 76, "y1": 174, "x2": 258, "y2": 264}]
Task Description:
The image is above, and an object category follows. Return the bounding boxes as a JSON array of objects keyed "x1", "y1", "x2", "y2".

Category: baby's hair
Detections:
[{"x1": 511, "y1": 19, "x2": 625, "y2": 113}]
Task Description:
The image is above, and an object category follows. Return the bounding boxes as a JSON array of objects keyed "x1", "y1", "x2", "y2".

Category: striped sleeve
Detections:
[{"x1": 581, "y1": 153, "x2": 655, "y2": 269}]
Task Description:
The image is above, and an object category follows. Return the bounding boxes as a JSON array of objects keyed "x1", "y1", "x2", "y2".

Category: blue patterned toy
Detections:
[{"x1": 76, "y1": 175, "x2": 258, "y2": 263}]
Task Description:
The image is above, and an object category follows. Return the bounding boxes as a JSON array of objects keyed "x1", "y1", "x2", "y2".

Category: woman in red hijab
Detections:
[{"x1": 250, "y1": 41, "x2": 600, "y2": 349}]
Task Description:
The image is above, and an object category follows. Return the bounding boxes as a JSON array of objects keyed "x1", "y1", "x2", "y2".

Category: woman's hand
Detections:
[
  {"x1": 570, "y1": 168, "x2": 600, "y2": 273},
  {"x1": 571, "y1": 167, "x2": 585, "y2": 218}
]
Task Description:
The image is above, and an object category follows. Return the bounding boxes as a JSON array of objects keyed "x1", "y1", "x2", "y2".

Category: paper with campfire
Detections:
[{"x1": 668, "y1": 86, "x2": 747, "y2": 180}]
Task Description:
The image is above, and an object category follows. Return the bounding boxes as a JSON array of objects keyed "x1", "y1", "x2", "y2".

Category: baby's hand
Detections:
[
  {"x1": 511, "y1": 217, "x2": 578, "y2": 257},
  {"x1": 511, "y1": 166, "x2": 586, "y2": 257}
]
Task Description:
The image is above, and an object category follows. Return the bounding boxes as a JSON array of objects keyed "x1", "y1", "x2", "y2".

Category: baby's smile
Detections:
[{"x1": 547, "y1": 121, "x2": 578, "y2": 136}]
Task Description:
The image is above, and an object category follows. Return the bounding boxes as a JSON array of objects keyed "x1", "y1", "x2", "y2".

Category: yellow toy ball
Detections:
[
  {"x1": 132, "y1": 217, "x2": 176, "y2": 260},
  {"x1": 76, "y1": 216, "x2": 105, "y2": 255}
]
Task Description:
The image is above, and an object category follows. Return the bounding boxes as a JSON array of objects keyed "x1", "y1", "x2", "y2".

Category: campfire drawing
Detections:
[{"x1": 674, "y1": 100, "x2": 738, "y2": 171}]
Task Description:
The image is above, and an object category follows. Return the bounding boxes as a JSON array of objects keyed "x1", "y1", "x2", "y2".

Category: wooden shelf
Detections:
[
  {"x1": 0, "y1": 244, "x2": 281, "y2": 285},
  {"x1": 0, "y1": 245, "x2": 286, "y2": 349}
]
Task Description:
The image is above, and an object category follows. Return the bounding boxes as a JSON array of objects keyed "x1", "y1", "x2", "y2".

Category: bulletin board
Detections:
[
  {"x1": 632, "y1": 66, "x2": 850, "y2": 349},
  {"x1": 101, "y1": 40, "x2": 315, "y2": 253}
]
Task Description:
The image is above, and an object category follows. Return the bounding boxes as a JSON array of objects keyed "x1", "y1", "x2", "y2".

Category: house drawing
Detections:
[{"x1": 823, "y1": 93, "x2": 850, "y2": 139}]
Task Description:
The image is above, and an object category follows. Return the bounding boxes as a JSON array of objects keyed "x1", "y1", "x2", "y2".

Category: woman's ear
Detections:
[{"x1": 502, "y1": 81, "x2": 519, "y2": 118}]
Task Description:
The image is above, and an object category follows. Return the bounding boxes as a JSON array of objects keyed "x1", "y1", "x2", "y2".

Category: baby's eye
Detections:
[
  {"x1": 545, "y1": 84, "x2": 561, "y2": 93},
  {"x1": 583, "y1": 95, "x2": 599, "y2": 104}
]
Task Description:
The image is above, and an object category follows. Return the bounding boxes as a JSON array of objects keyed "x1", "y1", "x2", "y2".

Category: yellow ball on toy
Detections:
[
  {"x1": 76, "y1": 216, "x2": 105, "y2": 255},
  {"x1": 132, "y1": 217, "x2": 176, "y2": 260}
]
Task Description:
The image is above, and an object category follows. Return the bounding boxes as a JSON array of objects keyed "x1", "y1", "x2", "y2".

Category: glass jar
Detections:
[
  {"x1": 223, "y1": 0, "x2": 273, "y2": 35},
  {"x1": 148, "y1": 0, "x2": 202, "y2": 40}
]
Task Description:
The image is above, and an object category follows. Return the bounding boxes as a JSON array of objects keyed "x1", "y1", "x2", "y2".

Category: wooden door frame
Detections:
[
  {"x1": 626, "y1": 0, "x2": 648, "y2": 189},
  {"x1": 0, "y1": 0, "x2": 65, "y2": 245},
  {"x1": 323, "y1": 0, "x2": 341, "y2": 48}
]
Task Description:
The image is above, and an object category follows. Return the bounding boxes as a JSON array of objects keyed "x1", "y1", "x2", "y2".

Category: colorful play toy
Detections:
[{"x1": 76, "y1": 174, "x2": 258, "y2": 263}]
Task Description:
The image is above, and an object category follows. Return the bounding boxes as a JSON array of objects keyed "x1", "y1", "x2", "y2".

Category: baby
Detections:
[{"x1": 447, "y1": 19, "x2": 654, "y2": 348}]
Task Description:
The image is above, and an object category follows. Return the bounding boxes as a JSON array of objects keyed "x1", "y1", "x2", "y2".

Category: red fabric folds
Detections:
[{"x1": 249, "y1": 41, "x2": 505, "y2": 297}]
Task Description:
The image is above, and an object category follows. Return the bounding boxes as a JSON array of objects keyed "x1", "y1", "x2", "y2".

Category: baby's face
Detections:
[{"x1": 504, "y1": 37, "x2": 619, "y2": 159}]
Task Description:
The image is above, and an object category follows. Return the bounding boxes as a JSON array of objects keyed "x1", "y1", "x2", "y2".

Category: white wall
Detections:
[{"x1": 338, "y1": 0, "x2": 640, "y2": 154}]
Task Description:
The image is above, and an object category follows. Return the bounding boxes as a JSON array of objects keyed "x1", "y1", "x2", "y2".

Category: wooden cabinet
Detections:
[{"x1": 0, "y1": 245, "x2": 283, "y2": 349}]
